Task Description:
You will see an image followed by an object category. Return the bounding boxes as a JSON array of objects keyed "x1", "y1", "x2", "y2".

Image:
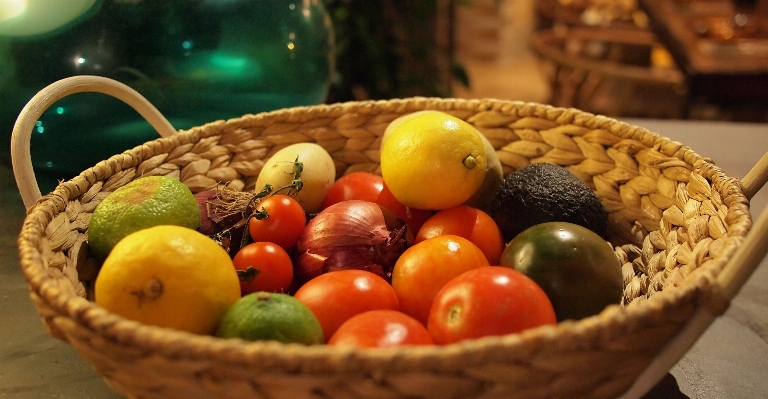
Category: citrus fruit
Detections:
[
  {"x1": 94, "y1": 225, "x2": 240, "y2": 335},
  {"x1": 88, "y1": 175, "x2": 200, "y2": 261},
  {"x1": 462, "y1": 132, "x2": 503, "y2": 213},
  {"x1": 382, "y1": 110, "x2": 438, "y2": 143},
  {"x1": 215, "y1": 292, "x2": 324, "y2": 345},
  {"x1": 381, "y1": 112, "x2": 487, "y2": 210},
  {"x1": 382, "y1": 111, "x2": 501, "y2": 213}
]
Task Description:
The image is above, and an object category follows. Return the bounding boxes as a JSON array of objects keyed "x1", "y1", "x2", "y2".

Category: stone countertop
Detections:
[{"x1": 1, "y1": 118, "x2": 767, "y2": 398}]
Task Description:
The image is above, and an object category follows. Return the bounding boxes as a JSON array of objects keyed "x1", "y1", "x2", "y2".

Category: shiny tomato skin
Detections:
[
  {"x1": 500, "y1": 222, "x2": 623, "y2": 322},
  {"x1": 321, "y1": 172, "x2": 384, "y2": 209},
  {"x1": 377, "y1": 183, "x2": 433, "y2": 234},
  {"x1": 233, "y1": 242, "x2": 293, "y2": 294},
  {"x1": 328, "y1": 310, "x2": 435, "y2": 348},
  {"x1": 321, "y1": 172, "x2": 433, "y2": 234},
  {"x1": 427, "y1": 266, "x2": 556, "y2": 345},
  {"x1": 248, "y1": 195, "x2": 307, "y2": 250},
  {"x1": 293, "y1": 270, "x2": 399, "y2": 342},
  {"x1": 391, "y1": 235, "x2": 490, "y2": 325},
  {"x1": 416, "y1": 205, "x2": 504, "y2": 265}
]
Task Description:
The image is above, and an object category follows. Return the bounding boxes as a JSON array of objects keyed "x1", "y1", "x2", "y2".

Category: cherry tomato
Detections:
[
  {"x1": 416, "y1": 205, "x2": 504, "y2": 265},
  {"x1": 321, "y1": 172, "x2": 433, "y2": 234},
  {"x1": 328, "y1": 310, "x2": 435, "y2": 348},
  {"x1": 391, "y1": 235, "x2": 490, "y2": 325},
  {"x1": 293, "y1": 270, "x2": 399, "y2": 341},
  {"x1": 427, "y1": 266, "x2": 557, "y2": 345},
  {"x1": 500, "y1": 222, "x2": 623, "y2": 321},
  {"x1": 378, "y1": 182, "x2": 433, "y2": 234},
  {"x1": 233, "y1": 242, "x2": 293, "y2": 294},
  {"x1": 321, "y1": 172, "x2": 384, "y2": 209},
  {"x1": 248, "y1": 195, "x2": 306, "y2": 250}
]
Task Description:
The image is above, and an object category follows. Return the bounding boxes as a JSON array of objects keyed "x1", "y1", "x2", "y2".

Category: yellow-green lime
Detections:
[
  {"x1": 88, "y1": 175, "x2": 200, "y2": 261},
  {"x1": 215, "y1": 292, "x2": 324, "y2": 345}
]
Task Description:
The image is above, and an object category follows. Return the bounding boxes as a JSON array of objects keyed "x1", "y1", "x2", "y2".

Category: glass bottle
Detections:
[{"x1": 0, "y1": 0, "x2": 334, "y2": 193}]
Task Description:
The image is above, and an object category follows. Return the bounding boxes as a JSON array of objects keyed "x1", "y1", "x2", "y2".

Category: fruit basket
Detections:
[{"x1": 12, "y1": 76, "x2": 768, "y2": 399}]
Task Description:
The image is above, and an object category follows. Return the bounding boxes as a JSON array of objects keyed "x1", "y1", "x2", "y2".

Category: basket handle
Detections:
[
  {"x1": 11, "y1": 75, "x2": 176, "y2": 209},
  {"x1": 620, "y1": 151, "x2": 768, "y2": 399}
]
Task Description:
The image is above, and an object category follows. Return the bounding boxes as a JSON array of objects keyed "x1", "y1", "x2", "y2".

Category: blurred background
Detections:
[{"x1": 1, "y1": 0, "x2": 766, "y2": 188}]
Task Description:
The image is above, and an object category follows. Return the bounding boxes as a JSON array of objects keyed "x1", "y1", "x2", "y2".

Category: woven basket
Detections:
[{"x1": 12, "y1": 76, "x2": 768, "y2": 399}]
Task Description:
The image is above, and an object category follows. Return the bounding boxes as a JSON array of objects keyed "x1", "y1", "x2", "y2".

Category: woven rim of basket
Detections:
[{"x1": 17, "y1": 97, "x2": 751, "y2": 373}]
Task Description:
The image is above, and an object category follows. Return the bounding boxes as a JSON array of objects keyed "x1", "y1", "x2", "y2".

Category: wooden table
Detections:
[
  {"x1": 1, "y1": 118, "x2": 767, "y2": 398},
  {"x1": 638, "y1": 0, "x2": 768, "y2": 118}
]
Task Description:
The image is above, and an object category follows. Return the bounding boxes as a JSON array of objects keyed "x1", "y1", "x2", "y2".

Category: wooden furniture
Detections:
[
  {"x1": 530, "y1": 26, "x2": 688, "y2": 118},
  {"x1": 638, "y1": 0, "x2": 768, "y2": 120}
]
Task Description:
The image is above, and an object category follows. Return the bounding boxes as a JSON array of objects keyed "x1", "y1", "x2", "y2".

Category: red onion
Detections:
[{"x1": 295, "y1": 200, "x2": 412, "y2": 284}]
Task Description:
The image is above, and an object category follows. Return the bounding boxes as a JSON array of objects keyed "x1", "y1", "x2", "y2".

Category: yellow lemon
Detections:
[
  {"x1": 94, "y1": 225, "x2": 241, "y2": 335},
  {"x1": 382, "y1": 110, "x2": 438, "y2": 143},
  {"x1": 88, "y1": 176, "x2": 200, "y2": 261},
  {"x1": 381, "y1": 112, "x2": 487, "y2": 210},
  {"x1": 462, "y1": 132, "x2": 503, "y2": 213}
]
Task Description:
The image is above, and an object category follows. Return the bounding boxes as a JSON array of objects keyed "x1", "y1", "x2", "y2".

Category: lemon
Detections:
[
  {"x1": 94, "y1": 225, "x2": 241, "y2": 335},
  {"x1": 463, "y1": 132, "x2": 503, "y2": 213},
  {"x1": 383, "y1": 111, "x2": 503, "y2": 213},
  {"x1": 88, "y1": 176, "x2": 200, "y2": 261},
  {"x1": 215, "y1": 292, "x2": 324, "y2": 345},
  {"x1": 381, "y1": 112, "x2": 487, "y2": 210},
  {"x1": 382, "y1": 110, "x2": 437, "y2": 143}
]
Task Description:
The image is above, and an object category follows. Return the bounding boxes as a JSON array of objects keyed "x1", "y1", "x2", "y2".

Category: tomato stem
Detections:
[
  {"x1": 447, "y1": 304, "x2": 462, "y2": 324},
  {"x1": 237, "y1": 266, "x2": 260, "y2": 283}
]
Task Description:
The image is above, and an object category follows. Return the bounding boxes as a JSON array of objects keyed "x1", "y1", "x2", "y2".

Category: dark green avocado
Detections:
[{"x1": 489, "y1": 163, "x2": 608, "y2": 242}]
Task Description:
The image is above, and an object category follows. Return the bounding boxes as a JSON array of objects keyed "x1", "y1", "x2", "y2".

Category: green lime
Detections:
[
  {"x1": 215, "y1": 292, "x2": 324, "y2": 345},
  {"x1": 88, "y1": 176, "x2": 201, "y2": 261}
]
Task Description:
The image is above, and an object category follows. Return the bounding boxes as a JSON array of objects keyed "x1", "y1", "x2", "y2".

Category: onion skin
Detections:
[
  {"x1": 195, "y1": 189, "x2": 250, "y2": 258},
  {"x1": 195, "y1": 190, "x2": 221, "y2": 236},
  {"x1": 295, "y1": 200, "x2": 411, "y2": 284}
]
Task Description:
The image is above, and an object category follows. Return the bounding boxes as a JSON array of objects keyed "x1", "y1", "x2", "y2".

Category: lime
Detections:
[
  {"x1": 88, "y1": 176, "x2": 200, "y2": 261},
  {"x1": 215, "y1": 292, "x2": 324, "y2": 345}
]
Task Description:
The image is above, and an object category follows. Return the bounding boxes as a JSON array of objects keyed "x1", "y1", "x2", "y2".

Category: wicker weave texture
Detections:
[{"x1": 18, "y1": 98, "x2": 751, "y2": 399}]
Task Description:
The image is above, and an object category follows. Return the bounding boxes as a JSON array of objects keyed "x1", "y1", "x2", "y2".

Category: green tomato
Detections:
[{"x1": 500, "y1": 222, "x2": 623, "y2": 322}]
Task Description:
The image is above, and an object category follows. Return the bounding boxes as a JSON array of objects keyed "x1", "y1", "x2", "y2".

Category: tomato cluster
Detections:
[{"x1": 223, "y1": 171, "x2": 573, "y2": 347}]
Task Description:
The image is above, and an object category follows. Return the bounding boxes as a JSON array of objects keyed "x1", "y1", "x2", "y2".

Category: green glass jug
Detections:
[{"x1": 0, "y1": 0, "x2": 334, "y2": 192}]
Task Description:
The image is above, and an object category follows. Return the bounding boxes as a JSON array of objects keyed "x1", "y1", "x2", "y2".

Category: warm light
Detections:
[
  {"x1": 287, "y1": 42, "x2": 295, "y2": 50},
  {"x1": 0, "y1": 0, "x2": 26, "y2": 23},
  {"x1": 0, "y1": 0, "x2": 98, "y2": 37}
]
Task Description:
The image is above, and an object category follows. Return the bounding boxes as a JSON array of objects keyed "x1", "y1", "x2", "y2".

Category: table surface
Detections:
[{"x1": 1, "y1": 118, "x2": 767, "y2": 398}]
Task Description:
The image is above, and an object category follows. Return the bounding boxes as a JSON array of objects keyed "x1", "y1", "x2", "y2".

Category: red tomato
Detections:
[
  {"x1": 321, "y1": 172, "x2": 433, "y2": 234},
  {"x1": 416, "y1": 205, "x2": 504, "y2": 265},
  {"x1": 427, "y1": 267, "x2": 556, "y2": 345},
  {"x1": 378, "y1": 182, "x2": 433, "y2": 234},
  {"x1": 321, "y1": 172, "x2": 384, "y2": 209},
  {"x1": 391, "y1": 235, "x2": 490, "y2": 325},
  {"x1": 248, "y1": 195, "x2": 306, "y2": 250},
  {"x1": 328, "y1": 310, "x2": 435, "y2": 348},
  {"x1": 293, "y1": 270, "x2": 399, "y2": 341},
  {"x1": 233, "y1": 242, "x2": 293, "y2": 294}
]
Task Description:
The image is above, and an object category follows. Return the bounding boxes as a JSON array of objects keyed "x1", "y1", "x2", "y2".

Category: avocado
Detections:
[{"x1": 489, "y1": 163, "x2": 608, "y2": 242}]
